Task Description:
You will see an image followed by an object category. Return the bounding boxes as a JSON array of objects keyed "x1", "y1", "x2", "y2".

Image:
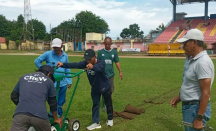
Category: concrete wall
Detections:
[
  {"x1": 86, "y1": 42, "x2": 147, "y2": 52},
  {"x1": 62, "y1": 43, "x2": 68, "y2": 51},
  {"x1": 36, "y1": 42, "x2": 44, "y2": 50},
  {"x1": 20, "y1": 40, "x2": 36, "y2": 50},
  {"x1": 66, "y1": 42, "x2": 74, "y2": 51},
  {"x1": 1, "y1": 40, "x2": 87, "y2": 51},
  {"x1": 0, "y1": 43, "x2": 7, "y2": 49},
  {"x1": 82, "y1": 42, "x2": 85, "y2": 50},
  {"x1": 9, "y1": 40, "x2": 16, "y2": 50},
  {"x1": 86, "y1": 33, "x2": 105, "y2": 41},
  {"x1": 133, "y1": 42, "x2": 148, "y2": 52}
]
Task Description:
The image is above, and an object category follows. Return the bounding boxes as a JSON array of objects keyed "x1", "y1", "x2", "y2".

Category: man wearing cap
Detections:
[
  {"x1": 34, "y1": 38, "x2": 72, "y2": 117},
  {"x1": 170, "y1": 28, "x2": 214, "y2": 131},
  {"x1": 10, "y1": 65, "x2": 62, "y2": 131},
  {"x1": 97, "y1": 37, "x2": 123, "y2": 111},
  {"x1": 56, "y1": 49, "x2": 114, "y2": 131}
]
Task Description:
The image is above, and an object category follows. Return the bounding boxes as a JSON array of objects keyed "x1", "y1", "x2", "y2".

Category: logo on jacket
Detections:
[
  {"x1": 105, "y1": 59, "x2": 112, "y2": 64},
  {"x1": 87, "y1": 70, "x2": 96, "y2": 75},
  {"x1": 102, "y1": 54, "x2": 104, "y2": 56},
  {"x1": 24, "y1": 75, "x2": 47, "y2": 83},
  {"x1": 112, "y1": 54, "x2": 114, "y2": 58}
]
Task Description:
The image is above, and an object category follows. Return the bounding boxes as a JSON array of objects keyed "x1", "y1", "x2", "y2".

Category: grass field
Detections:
[
  {"x1": 0, "y1": 50, "x2": 148, "y2": 56},
  {"x1": 0, "y1": 55, "x2": 215, "y2": 131}
]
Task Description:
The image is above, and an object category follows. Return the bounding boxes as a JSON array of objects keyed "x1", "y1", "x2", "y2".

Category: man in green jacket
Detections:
[{"x1": 97, "y1": 37, "x2": 123, "y2": 111}]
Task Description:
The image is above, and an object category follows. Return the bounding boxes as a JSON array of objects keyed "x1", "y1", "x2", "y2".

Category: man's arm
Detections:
[
  {"x1": 193, "y1": 61, "x2": 212, "y2": 129},
  {"x1": 65, "y1": 55, "x2": 72, "y2": 88},
  {"x1": 11, "y1": 81, "x2": 20, "y2": 105},
  {"x1": 196, "y1": 61, "x2": 212, "y2": 115},
  {"x1": 59, "y1": 61, "x2": 86, "y2": 69},
  {"x1": 114, "y1": 51, "x2": 123, "y2": 80},
  {"x1": 115, "y1": 62, "x2": 122, "y2": 72},
  {"x1": 92, "y1": 61, "x2": 105, "y2": 72},
  {"x1": 47, "y1": 96, "x2": 62, "y2": 126},
  {"x1": 48, "y1": 96, "x2": 57, "y2": 115},
  {"x1": 47, "y1": 96, "x2": 58, "y2": 118},
  {"x1": 48, "y1": 83, "x2": 62, "y2": 126},
  {"x1": 170, "y1": 94, "x2": 181, "y2": 108},
  {"x1": 34, "y1": 52, "x2": 48, "y2": 68},
  {"x1": 11, "y1": 91, "x2": 19, "y2": 105},
  {"x1": 193, "y1": 78, "x2": 211, "y2": 129},
  {"x1": 198, "y1": 78, "x2": 211, "y2": 115}
]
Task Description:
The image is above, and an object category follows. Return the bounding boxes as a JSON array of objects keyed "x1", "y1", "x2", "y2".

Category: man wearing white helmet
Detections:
[
  {"x1": 34, "y1": 38, "x2": 72, "y2": 117},
  {"x1": 170, "y1": 29, "x2": 214, "y2": 131}
]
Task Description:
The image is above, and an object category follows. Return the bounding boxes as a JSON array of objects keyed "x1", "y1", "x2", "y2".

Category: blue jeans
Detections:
[
  {"x1": 182, "y1": 102, "x2": 211, "y2": 131},
  {"x1": 50, "y1": 85, "x2": 67, "y2": 117}
]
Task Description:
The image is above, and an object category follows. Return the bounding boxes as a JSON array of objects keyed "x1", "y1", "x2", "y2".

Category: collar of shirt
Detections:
[
  {"x1": 192, "y1": 50, "x2": 207, "y2": 61},
  {"x1": 52, "y1": 50, "x2": 65, "y2": 57},
  {"x1": 103, "y1": 48, "x2": 112, "y2": 52}
]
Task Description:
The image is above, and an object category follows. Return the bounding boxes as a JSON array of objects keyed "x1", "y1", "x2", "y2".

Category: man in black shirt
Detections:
[
  {"x1": 10, "y1": 65, "x2": 62, "y2": 131},
  {"x1": 57, "y1": 49, "x2": 114, "y2": 130}
]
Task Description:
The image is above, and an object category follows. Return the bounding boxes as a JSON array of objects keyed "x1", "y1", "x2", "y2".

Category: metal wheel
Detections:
[
  {"x1": 51, "y1": 126, "x2": 57, "y2": 131},
  {"x1": 68, "y1": 119, "x2": 80, "y2": 131}
]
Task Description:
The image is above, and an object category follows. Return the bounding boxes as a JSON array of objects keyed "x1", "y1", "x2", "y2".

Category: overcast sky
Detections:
[{"x1": 1, "y1": 0, "x2": 216, "y2": 39}]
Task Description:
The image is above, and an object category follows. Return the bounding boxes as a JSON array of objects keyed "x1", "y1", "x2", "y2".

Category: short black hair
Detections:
[
  {"x1": 187, "y1": 39, "x2": 204, "y2": 47},
  {"x1": 104, "y1": 37, "x2": 112, "y2": 42},
  {"x1": 36, "y1": 69, "x2": 49, "y2": 76},
  {"x1": 197, "y1": 40, "x2": 204, "y2": 47},
  {"x1": 36, "y1": 69, "x2": 55, "y2": 82}
]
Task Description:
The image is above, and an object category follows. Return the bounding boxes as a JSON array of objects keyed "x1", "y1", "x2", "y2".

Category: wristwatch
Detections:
[{"x1": 196, "y1": 115, "x2": 204, "y2": 121}]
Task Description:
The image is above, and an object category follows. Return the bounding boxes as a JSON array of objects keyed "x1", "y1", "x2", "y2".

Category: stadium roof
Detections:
[{"x1": 170, "y1": 0, "x2": 216, "y2": 5}]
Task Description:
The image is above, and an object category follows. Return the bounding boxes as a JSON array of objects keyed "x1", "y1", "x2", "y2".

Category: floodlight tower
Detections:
[
  {"x1": 170, "y1": 0, "x2": 216, "y2": 22},
  {"x1": 23, "y1": 0, "x2": 34, "y2": 41}
]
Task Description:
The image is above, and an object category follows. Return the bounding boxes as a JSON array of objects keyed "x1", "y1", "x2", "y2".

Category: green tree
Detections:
[
  {"x1": 17, "y1": 14, "x2": 24, "y2": 28},
  {"x1": 75, "y1": 11, "x2": 109, "y2": 40},
  {"x1": 51, "y1": 18, "x2": 82, "y2": 42},
  {"x1": 27, "y1": 19, "x2": 46, "y2": 41},
  {"x1": 5, "y1": 36, "x2": 10, "y2": 50},
  {"x1": 0, "y1": 15, "x2": 13, "y2": 37},
  {"x1": 120, "y1": 28, "x2": 131, "y2": 38},
  {"x1": 120, "y1": 23, "x2": 144, "y2": 39},
  {"x1": 55, "y1": 19, "x2": 76, "y2": 42},
  {"x1": 15, "y1": 40, "x2": 21, "y2": 49},
  {"x1": 10, "y1": 15, "x2": 25, "y2": 41},
  {"x1": 43, "y1": 33, "x2": 51, "y2": 41},
  {"x1": 10, "y1": 28, "x2": 23, "y2": 41},
  {"x1": 156, "y1": 23, "x2": 166, "y2": 32}
]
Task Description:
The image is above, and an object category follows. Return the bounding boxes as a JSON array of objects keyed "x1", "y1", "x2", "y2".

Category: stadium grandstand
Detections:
[{"x1": 148, "y1": 0, "x2": 216, "y2": 55}]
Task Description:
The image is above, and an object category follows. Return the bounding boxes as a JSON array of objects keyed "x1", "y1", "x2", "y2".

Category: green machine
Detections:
[{"x1": 49, "y1": 69, "x2": 86, "y2": 131}]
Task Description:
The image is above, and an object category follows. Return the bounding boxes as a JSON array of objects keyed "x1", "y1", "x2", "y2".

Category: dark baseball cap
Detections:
[
  {"x1": 39, "y1": 65, "x2": 55, "y2": 82},
  {"x1": 84, "y1": 49, "x2": 95, "y2": 60}
]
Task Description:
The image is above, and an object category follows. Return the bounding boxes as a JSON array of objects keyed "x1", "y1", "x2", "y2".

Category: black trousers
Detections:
[{"x1": 91, "y1": 88, "x2": 113, "y2": 123}]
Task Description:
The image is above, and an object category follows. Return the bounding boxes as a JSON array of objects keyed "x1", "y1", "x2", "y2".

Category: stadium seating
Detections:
[
  {"x1": 154, "y1": 20, "x2": 186, "y2": 43},
  {"x1": 147, "y1": 43, "x2": 184, "y2": 55},
  {"x1": 153, "y1": 18, "x2": 216, "y2": 49},
  {"x1": 169, "y1": 43, "x2": 185, "y2": 55}
]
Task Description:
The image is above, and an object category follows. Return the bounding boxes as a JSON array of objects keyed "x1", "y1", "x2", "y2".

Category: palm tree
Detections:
[{"x1": 156, "y1": 23, "x2": 166, "y2": 32}]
